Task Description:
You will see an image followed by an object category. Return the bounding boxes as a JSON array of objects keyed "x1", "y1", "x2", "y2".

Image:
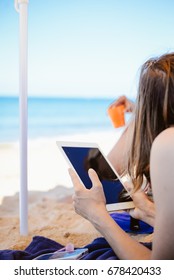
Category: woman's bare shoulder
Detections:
[
  {"x1": 150, "y1": 127, "x2": 174, "y2": 198},
  {"x1": 151, "y1": 127, "x2": 174, "y2": 156},
  {"x1": 150, "y1": 127, "x2": 174, "y2": 259},
  {"x1": 150, "y1": 127, "x2": 174, "y2": 202}
]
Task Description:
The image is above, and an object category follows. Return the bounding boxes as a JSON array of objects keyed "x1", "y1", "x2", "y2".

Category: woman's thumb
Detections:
[{"x1": 88, "y1": 168, "x2": 102, "y2": 187}]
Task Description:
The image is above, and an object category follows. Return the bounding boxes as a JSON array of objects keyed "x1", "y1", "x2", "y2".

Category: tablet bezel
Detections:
[{"x1": 56, "y1": 141, "x2": 134, "y2": 212}]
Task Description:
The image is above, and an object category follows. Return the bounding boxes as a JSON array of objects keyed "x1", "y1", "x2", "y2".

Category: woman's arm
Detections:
[
  {"x1": 150, "y1": 127, "x2": 174, "y2": 259},
  {"x1": 107, "y1": 119, "x2": 134, "y2": 175},
  {"x1": 107, "y1": 95, "x2": 135, "y2": 174},
  {"x1": 69, "y1": 168, "x2": 152, "y2": 260},
  {"x1": 92, "y1": 210, "x2": 151, "y2": 260}
]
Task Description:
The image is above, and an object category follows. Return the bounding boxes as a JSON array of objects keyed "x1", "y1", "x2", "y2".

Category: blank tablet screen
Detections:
[{"x1": 62, "y1": 146, "x2": 132, "y2": 204}]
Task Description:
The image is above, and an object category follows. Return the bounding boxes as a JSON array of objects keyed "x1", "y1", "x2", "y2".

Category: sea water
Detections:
[{"x1": 0, "y1": 96, "x2": 115, "y2": 142}]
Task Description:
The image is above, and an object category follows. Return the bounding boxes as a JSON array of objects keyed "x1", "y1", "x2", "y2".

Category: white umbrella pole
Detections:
[{"x1": 15, "y1": 0, "x2": 29, "y2": 235}]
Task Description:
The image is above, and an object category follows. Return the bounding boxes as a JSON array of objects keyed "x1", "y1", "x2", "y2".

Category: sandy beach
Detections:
[{"x1": 0, "y1": 130, "x2": 123, "y2": 250}]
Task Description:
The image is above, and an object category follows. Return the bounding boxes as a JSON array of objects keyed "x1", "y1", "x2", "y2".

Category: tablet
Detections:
[{"x1": 56, "y1": 141, "x2": 134, "y2": 212}]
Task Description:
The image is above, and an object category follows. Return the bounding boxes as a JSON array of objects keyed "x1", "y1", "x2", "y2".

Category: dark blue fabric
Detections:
[
  {"x1": 0, "y1": 212, "x2": 153, "y2": 260},
  {"x1": 0, "y1": 236, "x2": 63, "y2": 260},
  {"x1": 110, "y1": 212, "x2": 153, "y2": 234}
]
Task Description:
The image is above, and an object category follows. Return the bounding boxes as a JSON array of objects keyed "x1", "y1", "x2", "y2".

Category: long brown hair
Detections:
[{"x1": 128, "y1": 53, "x2": 174, "y2": 191}]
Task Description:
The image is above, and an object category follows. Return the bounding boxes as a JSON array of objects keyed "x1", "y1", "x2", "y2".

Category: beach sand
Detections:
[
  {"x1": 0, "y1": 130, "x2": 152, "y2": 251},
  {"x1": 0, "y1": 186, "x2": 102, "y2": 250}
]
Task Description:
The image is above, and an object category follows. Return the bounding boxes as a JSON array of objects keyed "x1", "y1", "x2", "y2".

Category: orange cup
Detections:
[{"x1": 108, "y1": 104, "x2": 125, "y2": 128}]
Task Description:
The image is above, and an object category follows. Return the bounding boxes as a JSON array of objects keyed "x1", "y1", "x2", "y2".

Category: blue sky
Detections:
[{"x1": 0, "y1": 0, "x2": 174, "y2": 98}]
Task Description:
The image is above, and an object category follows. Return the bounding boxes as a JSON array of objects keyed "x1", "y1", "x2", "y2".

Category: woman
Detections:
[{"x1": 69, "y1": 52, "x2": 174, "y2": 259}]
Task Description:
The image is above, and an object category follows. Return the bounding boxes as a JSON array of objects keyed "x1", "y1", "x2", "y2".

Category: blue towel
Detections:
[
  {"x1": 0, "y1": 236, "x2": 64, "y2": 260},
  {"x1": 0, "y1": 212, "x2": 153, "y2": 260}
]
